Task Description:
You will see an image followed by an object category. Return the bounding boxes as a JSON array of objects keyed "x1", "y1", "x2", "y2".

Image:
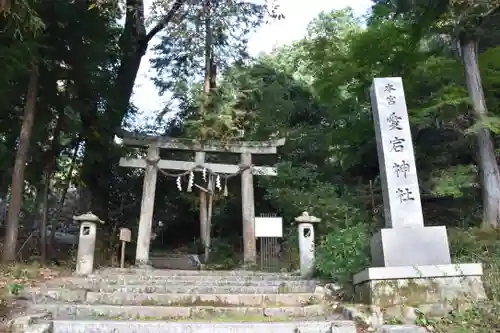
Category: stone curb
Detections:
[
  {"x1": 30, "y1": 303, "x2": 328, "y2": 319},
  {"x1": 339, "y1": 305, "x2": 430, "y2": 332},
  {"x1": 52, "y1": 320, "x2": 358, "y2": 333},
  {"x1": 339, "y1": 304, "x2": 384, "y2": 328},
  {"x1": 376, "y1": 325, "x2": 429, "y2": 332},
  {"x1": 6, "y1": 313, "x2": 53, "y2": 333}
]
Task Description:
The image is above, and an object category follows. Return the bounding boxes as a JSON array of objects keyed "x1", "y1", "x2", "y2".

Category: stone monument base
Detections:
[
  {"x1": 371, "y1": 226, "x2": 452, "y2": 267},
  {"x1": 353, "y1": 264, "x2": 486, "y2": 316}
]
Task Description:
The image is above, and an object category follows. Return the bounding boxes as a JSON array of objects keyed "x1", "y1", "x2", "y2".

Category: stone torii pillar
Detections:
[
  {"x1": 240, "y1": 152, "x2": 256, "y2": 264},
  {"x1": 135, "y1": 145, "x2": 160, "y2": 267}
]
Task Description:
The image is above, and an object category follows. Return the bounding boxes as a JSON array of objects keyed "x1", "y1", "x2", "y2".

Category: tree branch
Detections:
[
  {"x1": 483, "y1": 5, "x2": 500, "y2": 19},
  {"x1": 145, "y1": 0, "x2": 187, "y2": 44}
]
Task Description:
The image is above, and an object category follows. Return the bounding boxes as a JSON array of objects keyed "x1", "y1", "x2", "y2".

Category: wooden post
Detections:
[
  {"x1": 120, "y1": 241, "x2": 126, "y2": 268},
  {"x1": 135, "y1": 145, "x2": 159, "y2": 267},
  {"x1": 195, "y1": 151, "x2": 208, "y2": 255},
  {"x1": 241, "y1": 152, "x2": 256, "y2": 264},
  {"x1": 119, "y1": 228, "x2": 131, "y2": 269}
]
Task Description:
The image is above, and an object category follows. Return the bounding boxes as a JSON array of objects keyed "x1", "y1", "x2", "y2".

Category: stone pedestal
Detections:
[
  {"x1": 74, "y1": 212, "x2": 104, "y2": 275},
  {"x1": 353, "y1": 264, "x2": 486, "y2": 315},
  {"x1": 370, "y1": 226, "x2": 451, "y2": 267},
  {"x1": 295, "y1": 212, "x2": 320, "y2": 279},
  {"x1": 357, "y1": 225, "x2": 484, "y2": 317}
]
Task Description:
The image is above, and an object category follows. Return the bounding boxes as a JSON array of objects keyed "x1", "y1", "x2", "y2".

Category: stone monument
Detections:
[
  {"x1": 353, "y1": 77, "x2": 485, "y2": 313},
  {"x1": 74, "y1": 212, "x2": 104, "y2": 275},
  {"x1": 295, "y1": 212, "x2": 320, "y2": 279}
]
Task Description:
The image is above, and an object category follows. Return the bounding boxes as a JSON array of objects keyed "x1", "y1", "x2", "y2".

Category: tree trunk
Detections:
[
  {"x1": 80, "y1": 0, "x2": 186, "y2": 221},
  {"x1": 49, "y1": 139, "x2": 80, "y2": 254},
  {"x1": 2, "y1": 64, "x2": 39, "y2": 262},
  {"x1": 37, "y1": 110, "x2": 64, "y2": 259},
  {"x1": 0, "y1": 135, "x2": 19, "y2": 199},
  {"x1": 40, "y1": 170, "x2": 49, "y2": 264},
  {"x1": 0, "y1": 0, "x2": 10, "y2": 13},
  {"x1": 25, "y1": 184, "x2": 44, "y2": 229},
  {"x1": 203, "y1": 0, "x2": 213, "y2": 97},
  {"x1": 461, "y1": 37, "x2": 500, "y2": 228},
  {"x1": 199, "y1": 0, "x2": 214, "y2": 261}
]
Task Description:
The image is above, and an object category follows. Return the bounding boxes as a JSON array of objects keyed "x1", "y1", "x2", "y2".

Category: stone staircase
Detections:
[{"x1": 23, "y1": 268, "x2": 358, "y2": 333}]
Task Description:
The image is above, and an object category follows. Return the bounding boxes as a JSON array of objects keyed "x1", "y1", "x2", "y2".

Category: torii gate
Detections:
[{"x1": 117, "y1": 131, "x2": 285, "y2": 266}]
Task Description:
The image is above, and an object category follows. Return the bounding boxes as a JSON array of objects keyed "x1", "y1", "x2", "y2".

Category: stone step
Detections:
[
  {"x1": 58, "y1": 277, "x2": 318, "y2": 287},
  {"x1": 95, "y1": 268, "x2": 302, "y2": 278},
  {"x1": 28, "y1": 289, "x2": 323, "y2": 306},
  {"x1": 29, "y1": 289, "x2": 324, "y2": 306},
  {"x1": 85, "y1": 292, "x2": 324, "y2": 306},
  {"x1": 30, "y1": 303, "x2": 330, "y2": 320},
  {"x1": 99, "y1": 284, "x2": 314, "y2": 293},
  {"x1": 84, "y1": 274, "x2": 316, "y2": 283},
  {"x1": 33, "y1": 283, "x2": 314, "y2": 293},
  {"x1": 51, "y1": 320, "x2": 357, "y2": 333}
]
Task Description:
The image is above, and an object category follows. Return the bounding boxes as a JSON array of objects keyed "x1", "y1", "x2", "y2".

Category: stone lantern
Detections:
[
  {"x1": 295, "y1": 212, "x2": 321, "y2": 279},
  {"x1": 73, "y1": 212, "x2": 104, "y2": 275}
]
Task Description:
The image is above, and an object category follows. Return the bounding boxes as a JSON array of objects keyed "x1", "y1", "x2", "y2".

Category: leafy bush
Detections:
[
  {"x1": 263, "y1": 162, "x2": 373, "y2": 280},
  {"x1": 315, "y1": 223, "x2": 371, "y2": 285},
  {"x1": 448, "y1": 228, "x2": 500, "y2": 300},
  {"x1": 280, "y1": 228, "x2": 300, "y2": 271},
  {"x1": 264, "y1": 163, "x2": 369, "y2": 231},
  {"x1": 430, "y1": 228, "x2": 500, "y2": 333},
  {"x1": 205, "y1": 237, "x2": 240, "y2": 270}
]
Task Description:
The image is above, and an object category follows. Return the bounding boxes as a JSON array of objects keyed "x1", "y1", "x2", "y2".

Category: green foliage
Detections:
[
  {"x1": 205, "y1": 238, "x2": 239, "y2": 270},
  {"x1": 466, "y1": 116, "x2": 500, "y2": 135},
  {"x1": 315, "y1": 223, "x2": 371, "y2": 284},
  {"x1": 263, "y1": 163, "x2": 364, "y2": 230},
  {"x1": 2, "y1": 0, "x2": 45, "y2": 39},
  {"x1": 151, "y1": 0, "x2": 266, "y2": 96},
  {"x1": 267, "y1": 183, "x2": 363, "y2": 230},
  {"x1": 6, "y1": 283, "x2": 24, "y2": 296},
  {"x1": 428, "y1": 228, "x2": 500, "y2": 332},
  {"x1": 183, "y1": 83, "x2": 247, "y2": 141},
  {"x1": 280, "y1": 228, "x2": 299, "y2": 271},
  {"x1": 429, "y1": 165, "x2": 478, "y2": 198},
  {"x1": 262, "y1": 162, "x2": 371, "y2": 283}
]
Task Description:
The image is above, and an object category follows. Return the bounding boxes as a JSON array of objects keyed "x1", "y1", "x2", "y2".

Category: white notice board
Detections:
[{"x1": 255, "y1": 217, "x2": 283, "y2": 238}]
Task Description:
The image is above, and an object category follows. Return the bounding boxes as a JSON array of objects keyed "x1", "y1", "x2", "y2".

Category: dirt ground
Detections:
[{"x1": 0, "y1": 263, "x2": 73, "y2": 332}]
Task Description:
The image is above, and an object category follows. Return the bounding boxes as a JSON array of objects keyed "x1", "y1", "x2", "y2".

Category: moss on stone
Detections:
[
  {"x1": 354, "y1": 275, "x2": 486, "y2": 322},
  {"x1": 368, "y1": 278, "x2": 442, "y2": 307}
]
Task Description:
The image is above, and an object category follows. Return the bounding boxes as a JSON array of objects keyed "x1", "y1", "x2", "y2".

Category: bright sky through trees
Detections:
[{"x1": 131, "y1": 0, "x2": 372, "y2": 121}]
